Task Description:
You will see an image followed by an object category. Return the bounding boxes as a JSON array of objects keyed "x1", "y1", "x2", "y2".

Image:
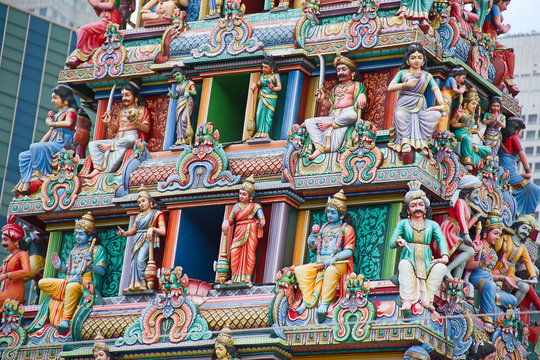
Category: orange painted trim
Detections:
[
  {"x1": 162, "y1": 209, "x2": 181, "y2": 268},
  {"x1": 94, "y1": 99, "x2": 108, "y2": 140},
  {"x1": 149, "y1": 151, "x2": 180, "y2": 159},
  {"x1": 197, "y1": 77, "x2": 213, "y2": 127},
  {"x1": 292, "y1": 210, "x2": 310, "y2": 265}
]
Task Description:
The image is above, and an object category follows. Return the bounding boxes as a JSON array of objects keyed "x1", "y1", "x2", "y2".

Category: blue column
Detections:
[
  {"x1": 281, "y1": 70, "x2": 304, "y2": 139},
  {"x1": 163, "y1": 85, "x2": 177, "y2": 150}
]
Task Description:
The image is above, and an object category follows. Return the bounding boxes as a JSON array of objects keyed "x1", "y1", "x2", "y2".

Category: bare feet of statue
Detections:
[
  {"x1": 57, "y1": 320, "x2": 70, "y2": 335},
  {"x1": 295, "y1": 302, "x2": 307, "y2": 315},
  {"x1": 308, "y1": 149, "x2": 322, "y2": 160},
  {"x1": 401, "y1": 144, "x2": 412, "y2": 153},
  {"x1": 316, "y1": 304, "x2": 329, "y2": 323},
  {"x1": 401, "y1": 301, "x2": 412, "y2": 311}
]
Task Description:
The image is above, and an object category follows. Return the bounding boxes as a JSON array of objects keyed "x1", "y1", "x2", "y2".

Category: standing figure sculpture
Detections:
[
  {"x1": 222, "y1": 176, "x2": 265, "y2": 284},
  {"x1": 249, "y1": 56, "x2": 282, "y2": 139},
  {"x1": 466, "y1": 213, "x2": 517, "y2": 322},
  {"x1": 168, "y1": 65, "x2": 196, "y2": 146},
  {"x1": 439, "y1": 175, "x2": 484, "y2": 280},
  {"x1": 118, "y1": 190, "x2": 166, "y2": 292},
  {"x1": 450, "y1": 88, "x2": 491, "y2": 172},
  {"x1": 389, "y1": 180, "x2": 449, "y2": 312},
  {"x1": 212, "y1": 328, "x2": 240, "y2": 360},
  {"x1": 36, "y1": 212, "x2": 106, "y2": 334},
  {"x1": 482, "y1": 96, "x2": 505, "y2": 164},
  {"x1": 66, "y1": 0, "x2": 121, "y2": 69},
  {"x1": 387, "y1": 43, "x2": 445, "y2": 157},
  {"x1": 83, "y1": 79, "x2": 150, "y2": 178},
  {"x1": 437, "y1": 67, "x2": 467, "y2": 132},
  {"x1": 395, "y1": 0, "x2": 435, "y2": 33},
  {"x1": 0, "y1": 216, "x2": 31, "y2": 311},
  {"x1": 499, "y1": 117, "x2": 540, "y2": 215},
  {"x1": 304, "y1": 55, "x2": 367, "y2": 160},
  {"x1": 15, "y1": 84, "x2": 78, "y2": 196},
  {"x1": 295, "y1": 190, "x2": 355, "y2": 322}
]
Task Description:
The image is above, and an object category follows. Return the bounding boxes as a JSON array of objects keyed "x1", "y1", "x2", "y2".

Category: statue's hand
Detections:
[
  {"x1": 531, "y1": 277, "x2": 538, "y2": 285},
  {"x1": 117, "y1": 226, "x2": 127, "y2": 237},
  {"x1": 0, "y1": 274, "x2": 7, "y2": 282},
  {"x1": 315, "y1": 88, "x2": 325, "y2": 102},
  {"x1": 221, "y1": 220, "x2": 229, "y2": 235},
  {"x1": 183, "y1": 90, "x2": 190, "y2": 98},
  {"x1": 324, "y1": 256, "x2": 337, "y2": 267},
  {"x1": 68, "y1": 274, "x2": 82, "y2": 284},
  {"x1": 147, "y1": 227, "x2": 154, "y2": 239},
  {"x1": 51, "y1": 252, "x2": 61, "y2": 269},
  {"x1": 396, "y1": 237, "x2": 407, "y2": 248}
]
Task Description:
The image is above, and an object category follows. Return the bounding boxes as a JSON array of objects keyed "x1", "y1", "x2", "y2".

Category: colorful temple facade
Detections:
[{"x1": 1, "y1": 0, "x2": 539, "y2": 359}]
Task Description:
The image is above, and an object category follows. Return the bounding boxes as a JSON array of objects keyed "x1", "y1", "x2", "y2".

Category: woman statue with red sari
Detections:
[{"x1": 222, "y1": 176, "x2": 265, "y2": 284}]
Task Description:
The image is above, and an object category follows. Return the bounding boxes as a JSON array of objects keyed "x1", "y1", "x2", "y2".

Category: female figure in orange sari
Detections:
[{"x1": 222, "y1": 176, "x2": 265, "y2": 284}]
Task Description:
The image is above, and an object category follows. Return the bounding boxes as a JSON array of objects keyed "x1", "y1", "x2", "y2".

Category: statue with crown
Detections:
[{"x1": 28, "y1": 212, "x2": 107, "y2": 335}]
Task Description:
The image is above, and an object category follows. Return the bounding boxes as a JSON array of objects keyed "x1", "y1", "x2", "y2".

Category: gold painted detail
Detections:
[
  {"x1": 81, "y1": 314, "x2": 139, "y2": 340},
  {"x1": 200, "y1": 305, "x2": 268, "y2": 330}
]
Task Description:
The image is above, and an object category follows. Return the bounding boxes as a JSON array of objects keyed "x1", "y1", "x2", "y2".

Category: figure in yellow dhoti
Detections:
[
  {"x1": 295, "y1": 190, "x2": 356, "y2": 322},
  {"x1": 30, "y1": 212, "x2": 106, "y2": 335}
]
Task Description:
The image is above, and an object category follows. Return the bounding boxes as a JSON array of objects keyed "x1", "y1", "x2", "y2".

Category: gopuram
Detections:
[{"x1": 2, "y1": 0, "x2": 540, "y2": 359}]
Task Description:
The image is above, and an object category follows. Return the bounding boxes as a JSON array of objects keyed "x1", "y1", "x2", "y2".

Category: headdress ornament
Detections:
[
  {"x1": 404, "y1": 180, "x2": 428, "y2": 205},
  {"x1": 464, "y1": 87, "x2": 480, "y2": 103},
  {"x1": 514, "y1": 214, "x2": 535, "y2": 229},
  {"x1": 240, "y1": 175, "x2": 256, "y2": 195},
  {"x1": 404, "y1": 344, "x2": 432, "y2": 360},
  {"x1": 128, "y1": 80, "x2": 141, "y2": 89},
  {"x1": 57, "y1": 83, "x2": 72, "y2": 91},
  {"x1": 450, "y1": 175, "x2": 482, "y2": 206},
  {"x1": 333, "y1": 54, "x2": 357, "y2": 70},
  {"x1": 137, "y1": 185, "x2": 152, "y2": 200},
  {"x1": 327, "y1": 189, "x2": 347, "y2": 213},
  {"x1": 484, "y1": 210, "x2": 502, "y2": 230},
  {"x1": 93, "y1": 332, "x2": 109, "y2": 354},
  {"x1": 215, "y1": 327, "x2": 234, "y2": 348},
  {"x1": 75, "y1": 212, "x2": 95, "y2": 234},
  {"x1": 1, "y1": 215, "x2": 24, "y2": 242}
]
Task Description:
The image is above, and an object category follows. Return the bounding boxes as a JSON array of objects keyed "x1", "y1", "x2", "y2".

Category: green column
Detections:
[
  {"x1": 381, "y1": 202, "x2": 403, "y2": 280},
  {"x1": 39, "y1": 230, "x2": 63, "y2": 303}
]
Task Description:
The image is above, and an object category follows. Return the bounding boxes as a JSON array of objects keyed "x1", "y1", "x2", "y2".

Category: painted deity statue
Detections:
[
  {"x1": 168, "y1": 65, "x2": 196, "y2": 146},
  {"x1": 438, "y1": 175, "x2": 484, "y2": 280},
  {"x1": 437, "y1": 67, "x2": 467, "y2": 132},
  {"x1": 450, "y1": 87, "x2": 491, "y2": 172},
  {"x1": 118, "y1": 190, "x2": 166, "y2": 292},
  {"x1": 15, "y1": 84, "x2": 78, "y2": 196},
  {"x1": 499, "y1": 117, "x2": 540, "y2": 215},
  {"x1": 387, "y1": 43, "x2": 445, "y2": 157},
  {"x1": 140, "y1": 0, "x2": 188, "y2": 25},
  {"x1": 212, "y1": 328, "x2": 240, "y2": 360},
  {"x1": 36, "y1": 212, "x2": 106, "y2": 334},
  {"x1": 66, "y1": 0, "x2": 121, "y2": 69},
  {"x1": 482, "y1": 96, "x2": 505, "y2": 164},
  {"x1": 93, "y1": 334, "x2": 114, "y2": 360},
  {"x1": 304, "y1": 55, "x2": 367, "y2": 160},
  {"x1": 82, "y1": 79, "x2": 150, "y2": 178},
  {"x1": 389, "y1": 180, "x2": 449, "y2": 312},
  {"x1": 466, "y1": 213, "x2": 517, "y2": 322},
  {"x1": 222, "y1": 176, "x2": 265, "y2": 284},
  {"x1": 0, "y1": 216, "x2": 31, "y2": 311},
  {"x1": 395, "y1": 0, "x2": 435, "y2": 33},
  {"x1": 494, "y1": 215, "x2": 539, "y2": 307},
  {"x1": 249, "y1": 56, "x2": 282, "y2": 139},
  {"x1": 295, "y1": 190, "x2": 355, "y2": 322}
]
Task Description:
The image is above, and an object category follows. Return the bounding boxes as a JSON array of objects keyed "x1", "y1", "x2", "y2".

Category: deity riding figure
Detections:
[
  {"x1": 294, "y1": 190, "x2": 355, "y2": 322},
  {"x1": 66, "y1": 0, "x2": 121, "y2": 69},
  {"x1": 437, "y1": 67, "x2": 467, "y2": 132},
  {"x1": 499, "y1": 117, "x2": 540, "y2": 215},
  {"x1": 0, "y1": 216, "x2": 31, "y2": 311},
  {"x1": 212, "y1": 328, "x2": 240, "y2": 360},
  {"x1": 439, "y1": 175, "x2": 484, "y2": 280},
  {"x1": 390, "y1": 180, "x2": 449, "y2": 312},
  {"x1": 387, "y1": 43, "x2": 445, "y2": 157},
  {"x1": 304, "y1": 55, "x2": 367, "y2": 160},
  {"x1": 222, "y1": 176, "x2": 265, "y2": 284},
  {"x1": 140, "y1": 0, "x2": 188, "y2": 25},
  {"x1": 117, "y1": 190, "x2": 166, "y2": 292},
  {"x1": 83, "y1": 79, "x2": 150, "y2": 178},
  {"x1": 482, "y1": 96, "x2": 505, "y2": 164},
  {"x1": 249, "y1": 56, "x2": 282, "y2": 139},
  {"x1": 494, "y1": 215, "x2": 539, "y2": 306},
  {"x1": 36, "y1": 212, "x2": 106, "y2": 334},
  {"x1": 466, "y1": 213, "x2": 517, "y2": 322},
  {"x1": 168, "y1": 65, "x2": 196, "y2": 146},
  {"x1": 450, "y1": 87, "x2": 491, "y2": 172},
  {"x1": 15, "y1": 84, "x2": 78, "y2": 195}
]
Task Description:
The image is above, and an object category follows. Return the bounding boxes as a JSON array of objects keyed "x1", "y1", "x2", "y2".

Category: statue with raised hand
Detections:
[{"x1": 168, "y1": 65, "x2": 196, "y2": 146}]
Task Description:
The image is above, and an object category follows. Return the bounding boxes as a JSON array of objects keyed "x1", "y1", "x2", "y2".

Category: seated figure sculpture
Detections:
[
  {"x1": 295, "y1": 190, "x2": 355, "y2": 322},
  {"x1": 140, "y1": 0, "x2": 188, "y2": 26},
  {"x1": 304, "y1": 55, "x2": 366, "y2": 160},
  {"x1": 390, "y1": 180, "x2": 449, "y2": 312},
  {"x1": 82, "y1": 79, "x2": 150, "y2": 178},
  {"x1": 35, "y1": 212, "x2": 106, "y2": 334}
]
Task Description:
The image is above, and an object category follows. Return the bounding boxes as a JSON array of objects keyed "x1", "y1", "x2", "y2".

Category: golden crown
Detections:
[
  {"x1": 75, "y1": 212, "x2": 95, "y2": 234},
  {"x1": 327, "y1": 189, "x2": 347, "y2": 213},
  {"x1": 240, "y1": 175, "x2": 256, "y2": 195},
  {"x1": 215, "y1": 327, "x2": 234, "y2": 348}
]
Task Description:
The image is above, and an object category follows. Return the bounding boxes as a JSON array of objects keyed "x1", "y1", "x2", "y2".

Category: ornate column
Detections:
[
  {"x1": 263, "y1": 202, "x2": 290, "y2": 282},
  {"x1": 280, "y1": 70, "x2": 304, "y2": 139}
]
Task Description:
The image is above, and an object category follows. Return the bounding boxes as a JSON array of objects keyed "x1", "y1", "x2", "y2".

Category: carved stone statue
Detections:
[
  {"x1": 439, "y1": 175, "x2": 484, "y2": 280},
  {"x1": 295, "y1": 190, "x2": 355, "y2": 322},
  {"x1": 82, "y1": 79, "x2": 150, "y2": 178},
  {"x1": 437, "y1": 67, "x2": 467, "y2": 132},
  {"x1": 482, "y1": 96, "x2": 505, "y2": 164},
  {"x1": 304, "y1": 55, "x2": 366, "y2": 160},
  {"x1": 0, "y1": 216, "x2": 31, "y2": 310},
  {"x1": 168, "y1": 65, "x2": 196, "y2": 146},
  {"x1": 395, "y1": 0, "x2": 435, "y2": 33},
  {"x1": 249, "y1": 56, "x2": 282, "y2": 139},
  {"x1": 221, "y1": 176, "x2": 265, "y2": 284},
  {"x1": 212, "y1": 327, "x2": 240, "y2": 360},
  {"x1": 15, "y1": 84, "x2": 78, "y2": 196},
  {"x1": 118, "y1": 190, "x2": 166, "y2": 292},
  {"x1": 389, "y1": 180, "x2": 449, "y2": 312},
  {"x1": 36, "y1": 212, "x2": 106, "y2": 334},
  {"x1": 387, "y1": 43, "x2": 445, "y2": 157}
]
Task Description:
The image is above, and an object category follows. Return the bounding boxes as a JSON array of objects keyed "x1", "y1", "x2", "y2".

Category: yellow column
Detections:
[
  {"x1": 242, "y1": 72, "x2": 261, "y2": 140},
  {"x1": 197, "y1": 77, "x2": 213, "y2": 127},
  {"x1": 292, "y1": 210, "x2": 310, "y2": 265}
]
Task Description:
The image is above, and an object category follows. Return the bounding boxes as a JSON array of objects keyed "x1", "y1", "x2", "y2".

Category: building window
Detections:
[
  {"x1": 39, "y1": 8, "x2": 47, "y2": 16},
  {"x1": 535, "y1": 162, "x2": 540, "y2": 171},
  {"x1": 528, "y1": 114, "x2": 538, "y2": 125},
  {"x1": 526, "y1": 147, "x2": 534, "y2": 155},
  {"x1": 526, "y1": 131, "x2": 535, "y2": 140},
  {"x1": 536, "y1": 146, "x2": 540, "y2": 154},
  {"x1": 534, "y1": 179, "x2": 540, "y2": 186}
]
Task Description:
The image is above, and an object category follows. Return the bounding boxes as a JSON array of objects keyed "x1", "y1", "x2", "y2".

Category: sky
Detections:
[{"x1": 502, "y1": 0, "x2": 540, "y2": 35}]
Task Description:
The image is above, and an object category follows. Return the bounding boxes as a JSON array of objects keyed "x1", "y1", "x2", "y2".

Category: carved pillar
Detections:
[
  {"x1": 162, "y1": 209, "x2": 181, "y2": 268},
  {"x1": 197, "y1": 77, "x2": 213, "y2": 129},
  {"x1": 263, "y1": 202, "x2": 290, "y2": 282},
  {"x1": 292, "y1": 210, "x2": 310, "y2": 265},
  {"x1": 163, "y1": 83, "x2": 177, "y2": 150},
  {"x1": 119, "y1": 214, "x2": 137, "y2": 294},
  {"x1": 281, "y1": 70, "x2": 304, "y2": 139},
  {"x1": 38, "y1": 231, "x2": 63, "y2": 304}
]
